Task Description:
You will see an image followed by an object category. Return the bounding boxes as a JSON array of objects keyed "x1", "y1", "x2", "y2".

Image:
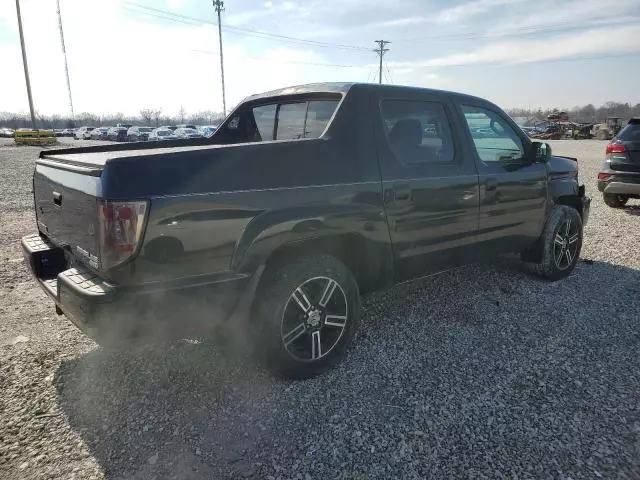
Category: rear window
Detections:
[
  {"x1": 217, "y1": 96, "x2": 340, "y2": 144},
  {"x1": 257, "y1": 99, "x2": 339, "y2": 141},
  {"x1": 617, "y1": 122, "x2": 640, "y2": 141}
]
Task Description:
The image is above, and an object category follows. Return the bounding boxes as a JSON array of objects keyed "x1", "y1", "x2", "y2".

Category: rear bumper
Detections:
[
  {"x1": 597, "y1": 169, "x2": 640, "y2": 194},
  {"x1": 21, "y1": 234, "x2": 257, "y2": 346},
  {"x1": 598, "y1": 181, "x2": 640, "y2": 195}
]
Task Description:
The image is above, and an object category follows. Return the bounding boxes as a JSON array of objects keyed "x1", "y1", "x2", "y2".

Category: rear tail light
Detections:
[
  {"x1": 98, "y1": 200, "x2": 148, "y2": 270},
  {"x1": 598, "y1": 172, "x2": 613, "y2": 181},
  {"x1": 605, "y1": 143, "x2": 626, "y2": 154}
]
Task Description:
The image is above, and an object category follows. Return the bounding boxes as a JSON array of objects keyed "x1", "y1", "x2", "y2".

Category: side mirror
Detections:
[{"x1": 531, "y1": 141, "x2": 551, "y2": 162}]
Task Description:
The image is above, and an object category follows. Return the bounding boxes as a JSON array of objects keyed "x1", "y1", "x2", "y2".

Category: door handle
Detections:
[
  {"x1": 485, "y1": 178, "x2": 497, "y2": 192},
  {"x1": 394, "y1": 183, "x2": 411, "y2": 202}
]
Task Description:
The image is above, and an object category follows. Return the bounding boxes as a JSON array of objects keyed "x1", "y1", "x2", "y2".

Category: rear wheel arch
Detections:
[{"x1": 254, "y1": 233, "x2": 391, "y2": 297}]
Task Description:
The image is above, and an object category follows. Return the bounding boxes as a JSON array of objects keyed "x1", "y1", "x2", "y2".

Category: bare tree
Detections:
[
  {"x1": 152, "y1": 109, "x2": 162, "y2": 127},
  {"x1": 139, "y1": 109, "x2": 154, "y2": 126},
  {"x1": 178, "y1": 105, "x2": 186, "y2": 124}
]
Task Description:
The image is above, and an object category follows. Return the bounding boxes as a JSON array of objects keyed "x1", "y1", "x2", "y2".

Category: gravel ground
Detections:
[{"x1": 1, "y1": 137, "x2": 640, "y2": 479}]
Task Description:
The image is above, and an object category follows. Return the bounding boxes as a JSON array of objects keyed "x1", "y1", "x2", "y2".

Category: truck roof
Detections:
[{"x1": 243, "y1": 82, "x2": 487, "y2": 105}]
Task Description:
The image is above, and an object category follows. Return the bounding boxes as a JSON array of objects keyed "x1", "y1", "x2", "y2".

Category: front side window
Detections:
[
  {"x1": 380, "y1": 100, "x2": 455, "y2": 165},
  {"x1": 462, "y1": 105, "x2": 524, "y2": 163}
]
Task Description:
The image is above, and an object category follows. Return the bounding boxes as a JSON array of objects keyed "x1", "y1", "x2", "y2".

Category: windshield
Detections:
[{"x1": 157, "y1": 130, "x2": 171, "y2": 136}]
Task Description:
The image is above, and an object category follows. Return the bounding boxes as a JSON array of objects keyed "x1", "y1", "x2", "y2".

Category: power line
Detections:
[
  {"x1": 122, "y1": 1, "x2": 370, "y2": 51},
  {"x1": 190, "y1": 49, "x2": 360, "y2": 68},
  {"x1": 373, "y1": 40, "x2": 390, "y2": 84},
  {"x1": 390, "y1": 51, "x2": 640, "y2": 70},
  {"x1": 396, "y1": 18, "x2": 640, "y2": 43}
]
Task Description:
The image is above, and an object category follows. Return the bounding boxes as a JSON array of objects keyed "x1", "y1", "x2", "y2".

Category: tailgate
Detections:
[{"x1": 34, "y1": 160, "x2": 103, "y2": 269}]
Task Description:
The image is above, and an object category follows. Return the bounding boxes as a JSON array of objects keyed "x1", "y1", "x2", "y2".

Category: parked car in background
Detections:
[
  {"x1": 90, "y1": 127, "x2": 109, "y2": 140},
  {"x1": 173, "y1": 127, "x2": 203, "y2": 139},
  {"x1": 176, "y1": 124, "x2": 197, "y2": 130},
  {"x1": 54, "y1": 129, "x2": 65, "y2": 137},
  {"x1": 62, "y1": 128, "x2": 75, "y2": 137},
  {"x1": 1, "y1": 127, "x2": 15, "y2": 137},
  {"x1": 148, "y1": 128, "x2": 177, "y2": 141},
  {"x1": 116, "y1": 123, "x2": 134, "y2": 130},
  {"x1": 74, "y1": 126, "x2": 96, "y2": 140},
  {"x1": 126, "y1": 126, "x2": 155, "y2": 142},
  {"x1": 199, "y1": 125, "x2": 217, "y2": 137},
  {"x1": 107, "y1": 126, "x2": 128, "y2": 142},
  {"x1": 597, "y1": 118, "x2": 640, "y2": 208}
]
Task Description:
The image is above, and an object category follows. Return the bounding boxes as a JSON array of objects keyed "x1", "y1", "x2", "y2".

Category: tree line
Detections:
[
  {"x1": 2, "y1": 100, "x2": 638, "y2": 130},
  {"x1": 0, "y1": 108, "x2": 226, "y2": 130},
  {"x1": 506, "y1": 101, "x2": 640, "y2": 126}
]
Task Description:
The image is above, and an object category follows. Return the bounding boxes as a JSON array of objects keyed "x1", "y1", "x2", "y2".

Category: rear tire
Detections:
[
  {"x1": 530, "y1": 205, "x2": 583, "y2": 281},
  {"x1": 603, "y1": 193, "x2": 628, "y2": 208},
  {"x1": 253, "y1": 254, "x2": 360, "y2": 379}
]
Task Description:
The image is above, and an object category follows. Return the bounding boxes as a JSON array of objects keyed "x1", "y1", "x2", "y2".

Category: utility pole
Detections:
[
  {"x1": 213, "y1": 0, "x2": 227, "y2": 116},
  {"x1": 56, "y1": 0, "x2": 74, "y2": 120},
  {"x1": 15, "y1": 0, "x2": 37, "y2": 129},
  {"x1": 373, "y1": 40, "x2": 390, "y2": 84}
]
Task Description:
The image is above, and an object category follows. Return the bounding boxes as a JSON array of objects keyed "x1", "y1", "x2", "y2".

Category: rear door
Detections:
[
  {"x1": 611, "y1": 119, "x2": 640, "y2": 172},
  {"x1": 374, "y1": 91, "x2": 480, "y2": 281},
  {"x1": 455, "y1": 102, "x2": 547, "y2": 257}
]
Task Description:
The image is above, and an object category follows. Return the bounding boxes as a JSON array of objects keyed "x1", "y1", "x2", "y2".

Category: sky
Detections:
[{"x1": 0, "y1": 0, "x2": 639, "y2": 117}]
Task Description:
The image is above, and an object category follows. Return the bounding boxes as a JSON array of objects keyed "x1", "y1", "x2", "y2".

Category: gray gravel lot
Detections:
[{"x1": 1, "y1": 137, "x2": 639, "y2": 479}]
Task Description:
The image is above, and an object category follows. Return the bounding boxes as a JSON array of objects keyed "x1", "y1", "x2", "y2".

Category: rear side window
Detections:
[
  {"x1": 617, "y1": 122, "x2": 640, "y2": 141},
  {"x1": 379, "y1": 100, "x2": 455, "y2": 165}
]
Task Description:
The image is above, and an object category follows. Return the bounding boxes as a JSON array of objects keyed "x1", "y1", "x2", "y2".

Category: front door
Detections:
[
  {"x1": 456, "y1": 103, "x2": 548, "y2": 257},
  {"x1": 374, "y1": 93, "x2": 480, "y2": 281}
]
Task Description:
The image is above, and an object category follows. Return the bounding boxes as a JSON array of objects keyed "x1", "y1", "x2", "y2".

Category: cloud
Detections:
[
  {"x1": 389, "y1": 24, "x2": 640, "y2": 68},
  {"x1": 487, "y1": 0, "x2": 640, "y2": 34},
  {"x1": 365, "y1": 16, "x2": 428, "y2": 29},
  {"x1": 434, "y1": 0, "x2": 525, "y2": 24},
  {"x1": 165, "y1": 0, "x2": 187, "y2": 9},
  {"x1": 0, "y1": 0, "x2": 363, "y2": 116}
]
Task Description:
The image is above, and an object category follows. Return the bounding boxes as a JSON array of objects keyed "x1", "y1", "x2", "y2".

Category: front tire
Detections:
[
  {"x1": 531, "y1": 205, "x2": 583, "y2": 281},
  {"x1": 253, "y1": 254, "x2": 360, "y2": 379},
  {"x1": 603, "y1": 193, "x2": 628, "y2": 208}
]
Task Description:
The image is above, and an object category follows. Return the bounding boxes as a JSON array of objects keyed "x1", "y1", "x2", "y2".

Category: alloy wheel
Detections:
[
  {"x1": 280, "y1": 276, "x2": 348, "y2": 362},
  {"x1": 553, "y1": 218, "x2": 580, "y2": 270}
]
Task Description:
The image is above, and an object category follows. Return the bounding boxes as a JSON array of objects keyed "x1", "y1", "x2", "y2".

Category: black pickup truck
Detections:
[{"x1": 22, "y1": 83, "x2": 591, "y2": 378}]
